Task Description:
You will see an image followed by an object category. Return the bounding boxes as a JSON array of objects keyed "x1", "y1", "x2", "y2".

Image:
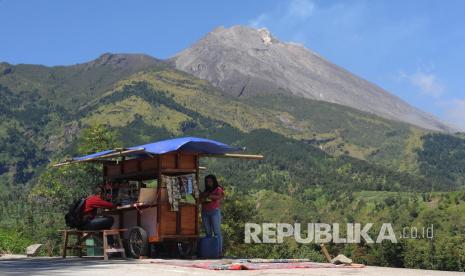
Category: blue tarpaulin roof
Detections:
[{"x1": 73, "y1": 137, "x2": 241, "y2": 161}]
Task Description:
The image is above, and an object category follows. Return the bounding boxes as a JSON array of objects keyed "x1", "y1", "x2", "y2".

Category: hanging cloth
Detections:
[
  {"x1": 163, "y1": 175, "x2": 181, "y2": 211},
  {"x1": 162, "y1": 174, "x2": 199, "y2": 211}
]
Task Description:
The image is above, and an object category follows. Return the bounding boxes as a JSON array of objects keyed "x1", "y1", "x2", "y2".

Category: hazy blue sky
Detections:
[{"x1": 0, "y1": 0, "x2": 464, "y2": 130}]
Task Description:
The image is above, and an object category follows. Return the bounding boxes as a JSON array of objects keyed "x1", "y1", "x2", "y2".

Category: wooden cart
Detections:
[{"x1": 55, "y1": 137, "x2": 262, "y2": 258}]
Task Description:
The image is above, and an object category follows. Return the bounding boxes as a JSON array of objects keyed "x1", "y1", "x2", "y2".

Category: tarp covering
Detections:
[{"x1": 73, "y1": 137, "x2": 240, "y2": 161}]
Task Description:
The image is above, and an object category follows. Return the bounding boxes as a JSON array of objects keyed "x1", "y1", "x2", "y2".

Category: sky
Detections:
[{"x1": 0, "y1": 0, "x2": 464, "y2": 130}]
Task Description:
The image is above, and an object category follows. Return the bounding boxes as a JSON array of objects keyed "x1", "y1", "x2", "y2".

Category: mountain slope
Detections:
[
  {"x1": 0, "y1": 53, "x2": 163, "y2": 111},
  {"x1": 172, "y1": 25, "x2": 452, "y2": 132},
  {"x1": 1, "y1": 54, "x2": 464, "y2": 192},
  {"x1": 75, "y1": 76, "x2": 442, "y2": 193},
  {"x1": 101, "y1": 68, "x2": 422, "y2": 167}
]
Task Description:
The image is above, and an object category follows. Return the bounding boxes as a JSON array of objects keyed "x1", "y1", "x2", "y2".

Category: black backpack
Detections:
[{"x1": 64, "y1": 197, "x2": 86, "y2": 228}]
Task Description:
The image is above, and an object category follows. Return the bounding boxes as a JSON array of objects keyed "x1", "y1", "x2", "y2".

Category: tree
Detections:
[
  {"x1": 31, "y1": 124, "x2": 121, "y2": 204},
  {"x1": 77, "y1": 124, "x2": 121, "y2": 155}
]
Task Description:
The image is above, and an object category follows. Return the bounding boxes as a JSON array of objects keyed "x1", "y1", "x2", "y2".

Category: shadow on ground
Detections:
[{"x1": 0, "y1": 257, "x2": 138, "y2": 276}]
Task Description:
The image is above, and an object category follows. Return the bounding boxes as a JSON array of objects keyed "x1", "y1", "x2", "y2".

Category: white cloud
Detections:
[
  {"x1": 397, "y1": 70, "x2": 445, "y2": 98},
  {"x1": 410, "y1": 72, "x2": 445, "y2": 98}
]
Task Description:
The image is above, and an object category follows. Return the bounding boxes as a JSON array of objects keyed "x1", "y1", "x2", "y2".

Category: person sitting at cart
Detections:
[
  {"x1": 80, "y1": 186, "x2": 115, "y2": 231},
  {"x1": 200, "y1": 174, "x2": 225, "y2": 256}
]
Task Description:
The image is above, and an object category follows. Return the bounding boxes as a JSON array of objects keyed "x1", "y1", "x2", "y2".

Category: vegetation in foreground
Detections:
[{"x1": 1, "y1": 124, "x2": 464, "y2": 272}]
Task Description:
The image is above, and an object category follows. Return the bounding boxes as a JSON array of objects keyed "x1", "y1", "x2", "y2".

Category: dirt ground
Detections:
[{"x1": 0, "y1": 255, "x2": 463, "y2": 276}]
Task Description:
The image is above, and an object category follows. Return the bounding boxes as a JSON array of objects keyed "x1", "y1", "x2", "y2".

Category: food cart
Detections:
[{"x1": 55, "y1": 137, "x2": 263, "y2": 258}]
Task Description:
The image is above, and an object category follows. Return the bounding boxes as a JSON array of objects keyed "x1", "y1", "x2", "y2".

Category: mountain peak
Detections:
[
  {"x1": 86, "y1": 53, "x2": 160, "y2": 69},
  {"x1": 172, "y1": 25, "x2": 452, "y2": 132},
  {"x1": 198, "y1": 25, "x2": 280, "y2": 50}
]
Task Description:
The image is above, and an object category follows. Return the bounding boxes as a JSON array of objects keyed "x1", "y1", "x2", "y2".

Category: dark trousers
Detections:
[
  {"x1": 81, "y1": 216, "x2": 114, "y2": 231},
  {"x1": 80, "y1": 216, "x2": 115, "y2": 246}
]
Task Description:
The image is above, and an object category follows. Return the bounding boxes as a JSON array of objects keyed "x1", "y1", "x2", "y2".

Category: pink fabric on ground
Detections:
[{"x1": 150, "y1": 259, "x2": 365, "y2": 270}]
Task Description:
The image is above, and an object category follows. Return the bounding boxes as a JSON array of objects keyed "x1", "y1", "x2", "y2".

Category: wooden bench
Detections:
[{"x1": 59, "y1": 229, "x2": 127, "y2": 260}]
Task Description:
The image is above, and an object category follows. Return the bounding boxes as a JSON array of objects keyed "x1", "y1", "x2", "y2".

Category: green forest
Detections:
[{"x1": 1, "y1": 60, "x2": 465, "y2": 271}]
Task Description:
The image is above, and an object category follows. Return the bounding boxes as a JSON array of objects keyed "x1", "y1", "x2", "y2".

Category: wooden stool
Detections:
[
  {"x1": 103, "y1": 229, "x2": 127, "y2": 260},
  {"x1": 60, "y1": 230, "x2": 101, "y2": 258},
  {"x1": 60, "y1": 229, "x2": 127, "y2": 260}
]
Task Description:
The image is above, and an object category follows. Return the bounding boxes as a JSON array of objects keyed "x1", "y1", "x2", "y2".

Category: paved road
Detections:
[{"x1": 0, "y1": 256, "x2": 463, "y2": 276}]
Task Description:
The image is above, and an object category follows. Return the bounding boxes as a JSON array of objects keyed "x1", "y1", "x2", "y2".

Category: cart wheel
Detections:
[
  {"x1": 128, "y1": 226, "x2": 148, "y2": 258},
  {"x1": 177, "y1": 240, "x2": 197, "y2": 258}
]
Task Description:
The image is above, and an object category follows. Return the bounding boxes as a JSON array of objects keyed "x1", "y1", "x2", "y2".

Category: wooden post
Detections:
[
  {"x1": 195, "y1": 155, "x2": 200, "y2": 235},
  {"x1": 320, "y1": 244, "x2": 332, "y2": 263},
  {"x1": 103, "y1": 231, "x2": 109, "y2": 261},
  {"x1": 77, "y1": 232, "x2": 83, "y2": 257},
  {"x1": 175, "y1": 153, "x2": 181, "y2": 235},
  {"x1": 62, "y1": 230, "x2": 69, "y2": 258},
  {"x1": 156, "y1": 155, "x2": 162, "y2": 239},
  {"x1": 116, "y1": 233, "x2": 126, "y2": 259},
  {"x1": 176, "y1": 208, "x2": 181, "y2": 235}
]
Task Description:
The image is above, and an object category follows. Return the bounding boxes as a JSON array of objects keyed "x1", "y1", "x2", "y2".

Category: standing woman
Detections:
[{"x1": 200, "y1": 174, "x2": 225, "y2": 256}]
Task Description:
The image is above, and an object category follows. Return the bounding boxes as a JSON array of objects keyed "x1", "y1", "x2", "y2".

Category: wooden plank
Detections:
[
  {"x1": 159, "y1": 187, "x2": 168, "y2": 203},
  {"x1": 105, "y1": 171, "x2": 160, "y2": 181},
  {"x1": 179, "y1": 154, "x2": 196, "y2": 169},
  {"x1": 104, "y1": 229, "x2": 127, "y2": 233},
  {"x1": 105, "y1": 248, "x2": 125, "y2": 253},
  {"x1": 141, "y1": 157, "x2": 158, "y2": 171},
  {"x1": 159, "y1": 204, "x2": 177, "y2": 235},
  {"x1": 106, "y1": 164, "x2": 121, "y2": 177},
  {"x1": 161, "y1": 154, "x2": 176, "y2": 169},
  {"x1": 161, "y1": 168, "x2": 196, "y2": 174},
  {"x1": 180, "y1": 205, "x2": 196, "y2": 235},
  {"x1": 123, "y1": 159, "x2": 139, "y2": 174},
  {"x1": 175, "y1": 153, "x2": 180, "y2": 169},
  {"x1": 202, "y1": 153, "x2": 264, "y2": 160},
  {"x1": 52, "y1": 148, "x2": 145, "y2": 167}
]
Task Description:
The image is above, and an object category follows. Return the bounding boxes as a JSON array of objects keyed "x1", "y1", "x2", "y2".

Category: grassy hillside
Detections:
[
  {"x1": 243, "y1": 94, "x2": 424, "y2": 169},
  {"x1": 95, "y1": 66, "x2": 463, "y2": 184},
  {"x1": 0, "y1": 53, "x2": 162, "y2": 110},
  {"x1": 1, "y1": 57, "x2": 465, "y2": 192},
  {"x1": 103, "y1": 68, "x2": 437, "y2": 175}
]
